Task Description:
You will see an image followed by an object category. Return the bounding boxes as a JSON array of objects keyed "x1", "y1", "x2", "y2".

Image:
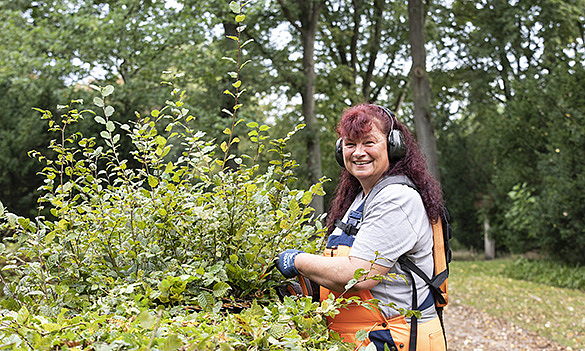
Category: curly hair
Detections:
[{"x1": 326, "y1": 103, "x2": 444, "y2": 233}]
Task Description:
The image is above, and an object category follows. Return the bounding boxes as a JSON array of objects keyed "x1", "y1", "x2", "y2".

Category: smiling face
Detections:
[{"x1": 342, "y1": 121, "x2": 389, "y2": 194}]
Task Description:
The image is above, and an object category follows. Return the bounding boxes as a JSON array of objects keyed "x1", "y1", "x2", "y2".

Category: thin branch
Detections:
[
  {"x1": 276, "y1": 0, "x2": 302, "y2": 32},
  {"x1": 350, "y1": 0, "x2": 361, "y2": 73},
  {"x1": 363, "y1": 0, "x2": 384, "y2": 99},
  {"x1": 146, "y1": 308, "x2": 164, "y2": 351}
]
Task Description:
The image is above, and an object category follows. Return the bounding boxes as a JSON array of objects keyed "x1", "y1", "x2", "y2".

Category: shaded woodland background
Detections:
[{"x1": 1, "y1": 0, "x2": 585, "y2": 264}]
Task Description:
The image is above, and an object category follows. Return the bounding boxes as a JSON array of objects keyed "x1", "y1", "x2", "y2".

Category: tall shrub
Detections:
[{"x1": 0, "y1": 2, "x2": 361, "y2": 349}]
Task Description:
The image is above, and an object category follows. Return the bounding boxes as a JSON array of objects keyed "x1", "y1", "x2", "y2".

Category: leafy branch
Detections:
[{"x1": 219, "y1": 0, "x2": 254, "y2": 169}]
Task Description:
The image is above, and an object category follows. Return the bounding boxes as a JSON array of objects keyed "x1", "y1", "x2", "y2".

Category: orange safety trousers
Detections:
[{"x1": 321, "y1": 245, "x2": 446, "y2": 351}]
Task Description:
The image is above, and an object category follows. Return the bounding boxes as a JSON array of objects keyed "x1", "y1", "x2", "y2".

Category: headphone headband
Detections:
[{"x1": 377, "y1": 105, "x2": 396, "y2": 119}]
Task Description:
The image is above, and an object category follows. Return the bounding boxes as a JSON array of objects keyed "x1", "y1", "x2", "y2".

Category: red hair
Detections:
[{"x1": 326, "y1": 104, "x2": 444, "y2": 233}]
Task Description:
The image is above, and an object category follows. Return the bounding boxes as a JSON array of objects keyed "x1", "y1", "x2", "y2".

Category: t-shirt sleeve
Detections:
[{"x1": 349, "y1": 184, "x2": 424, "y2": 268}]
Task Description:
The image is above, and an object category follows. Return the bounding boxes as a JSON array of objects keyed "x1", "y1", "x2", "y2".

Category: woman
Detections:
[{"x1": 277, "y1": 104, "x2": 447, "y2": 351}]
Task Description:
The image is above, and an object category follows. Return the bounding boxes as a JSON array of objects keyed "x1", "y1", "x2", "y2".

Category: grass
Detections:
[
  {"x1": 449, "y1": 257, "x2": 585, "y2": 350},
  {"x1": 507, "y1": 257, "x2": 585, "y2": 290}
]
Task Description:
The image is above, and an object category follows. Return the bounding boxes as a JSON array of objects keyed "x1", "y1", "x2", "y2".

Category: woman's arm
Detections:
[{"x1": 294, "y1": 253, "x2": 391, "y2": 293}]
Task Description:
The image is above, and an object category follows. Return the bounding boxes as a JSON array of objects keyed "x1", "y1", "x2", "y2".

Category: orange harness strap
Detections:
[
  {"x1": 320, "y1": 246, "x2": 445, "y2": 351},
  {"x1": 321, "y1": 245, "x2": 410, "y2": 348}
]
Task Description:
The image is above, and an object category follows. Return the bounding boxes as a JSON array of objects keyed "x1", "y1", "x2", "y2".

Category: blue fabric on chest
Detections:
[
  {"x1": 326, "y1": 201, "x2": 365, "y2": 249},
  {"x1": 326, "y1": 231, "x2": 355, "y2": 248}
]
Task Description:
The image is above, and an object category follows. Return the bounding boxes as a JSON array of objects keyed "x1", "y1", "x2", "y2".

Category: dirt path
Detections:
[{"x1": 444, "y1": 303, "x2": 572, "y2": 351}]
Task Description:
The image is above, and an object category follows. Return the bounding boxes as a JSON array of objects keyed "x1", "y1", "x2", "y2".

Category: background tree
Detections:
[
  {"x1": 0, "y1": 0, "x2": 266, "y2": 217},
  {"x1": 315, "y1": 0, "x2": 415, "y2": 204},
  {"x1": 433, "y1": 0, "x2": 585, "y2": 263},
  {"x1": 0, "y1": 1, "x2": 78, "y2": 217},
  {"x1": 274, "y1": 0, "x2": 325, "y2": 214},
  {"x1": 408, "y1": 0, "x2": 440, "y2": 181}
]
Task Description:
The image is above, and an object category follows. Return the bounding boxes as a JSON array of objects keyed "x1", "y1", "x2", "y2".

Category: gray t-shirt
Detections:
[{"x1": 331, "y1": 178, "x2": 437, "y2": 322}]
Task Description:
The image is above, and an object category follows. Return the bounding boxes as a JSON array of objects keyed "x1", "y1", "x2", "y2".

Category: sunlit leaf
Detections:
[
  {"x1": 229, "y1": 1, "x2": 239, "y2": 13},
  {"x1": 102, "y1": 85, "x2": 114, "y2": 97},
  {"x1": 93, "y1": 97, "x2": 104, "y2": 107},
  {"x1": 137, "y1": 310, "x2": 155, "y2": 329}
]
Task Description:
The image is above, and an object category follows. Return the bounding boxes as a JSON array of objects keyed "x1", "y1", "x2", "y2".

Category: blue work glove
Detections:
[{"x1": 277, "y1": 249, "x2": 303, "y2": 278}]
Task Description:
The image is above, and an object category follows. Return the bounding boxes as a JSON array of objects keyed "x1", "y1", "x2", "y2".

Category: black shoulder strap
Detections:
[
  {"x1": 334, "y1": 219, "x2": 359, "y2": 235},
  {"x1": 398, "y1": 256, "x2": 448, "y2": 306},
  {"x1": 333, "y1": 175, "x2": 416, "y2": 237},
  {"x1": 362, "y1": 175, "x2": 418, "y2": 215},
  {"x1": 362, "y1": 175, "x2": 450, "y2": 350}
]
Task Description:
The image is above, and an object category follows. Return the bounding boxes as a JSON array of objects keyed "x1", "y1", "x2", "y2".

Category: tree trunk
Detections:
[
  {"x1": 301, "y1": 31, "x2": 324, "y2": 214},
  {"x1": 279, "y1": 0, "x2": 324, "y2": 214},
  {"x1": 407, "y1": 0, "x2": 441, "y2": 181},
  {"x1": 362, "y1": 0, "x2": 383, "y2": 100},
  {"x1": 484, "y1": 213, "x2": 496, "y2": 260}
]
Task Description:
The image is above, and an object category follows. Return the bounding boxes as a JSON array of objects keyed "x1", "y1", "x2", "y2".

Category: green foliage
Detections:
[
  {"x1": 0, "y1": 2, "x2": 372, "y2": 349},
  {"x1": 0, "y1": 0, "x2": 269, "y2": 219},
  {"x1": 532, "y1": 60, "x2": 585, "y2": 264},
  {"x1": 502, "y1": 183, "x2": 539, "y2": 253},
  {"x1": 0, "y1": 296, "x2": 350, "y2": 350},
  {"x1": 0, "y1": 5, "x2": 69, "y2": 217},
  {"x1": 0, "y1": 79, "x2": 327, "y2": 307},
  {"x1": 437, "y1": 115, "x2": 489, "y2": 250},
  {"x1": 506, "y1": 257, "x2": 585, "y2": 291},
  {"x1": 434, "y1": 0, "x2": 585, "y2": 262}
]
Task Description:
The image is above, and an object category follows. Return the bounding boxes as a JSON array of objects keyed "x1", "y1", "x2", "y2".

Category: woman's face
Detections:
[{"x1": 342, "y1": 122, "x2": 389, "y2": 194}]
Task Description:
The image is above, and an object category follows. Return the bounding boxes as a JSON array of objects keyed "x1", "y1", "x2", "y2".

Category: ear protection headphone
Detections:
[{"x1": 335, "y1": 105, "x2": 407, "y2": 168}]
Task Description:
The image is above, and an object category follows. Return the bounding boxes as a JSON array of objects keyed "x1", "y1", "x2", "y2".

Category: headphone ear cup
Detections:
[
  {"x1": 335, "y1": 138, "x2": 345, "y2": 168},
  {"x1": 387, "y1": 129, "x2": 407, "y2": 161}
]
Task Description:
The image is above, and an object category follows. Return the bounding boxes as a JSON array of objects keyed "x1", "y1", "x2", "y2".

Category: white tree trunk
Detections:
[{"x1": 484, "y1": 214, "x2": 496, "y2": 260}]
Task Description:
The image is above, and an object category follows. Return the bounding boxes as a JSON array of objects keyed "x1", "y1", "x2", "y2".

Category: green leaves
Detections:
[
  {"x1": 213, "y1": 281, "x2": 232, "y2": 298},
  {"x1": 157, "y1": 276, "x2": 188, "y2": 304},
  {"x1": 104, "y1": 105, "x2": 115, "y2": 117},
  {"x1": 16, "y1": 306, "x2": 30, "y2": 324},
  {"x1": 0, "y1": 297, "x2": 346, "y2": 350},
  {"x1": 197, "y1": 291, "x2": 216, "y2": 311},
  {"x1": 148, "y1": 175, "x2": 159, "y2": 188},
  {"x1": 229, "y1": 1, "x2": 240, "y2": 13},
  {"x1": 106, "y1": 121, "x2": 115, "y2": 132},
  {"x1": 0, "y1": 3, "x2": 339, "y2": 349},
  {"x1": 102, "y1": 85, "x2": 114, "y2": 97},
  {"x1": 93, "y1": 96, "x2": 104, "y2": 107},
  {"x1": 161, "y1": 334, "x2": 183, "y2": 351},
  {"x1": 137, "y1": 310, "x2": 156, "y2": 329}
]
